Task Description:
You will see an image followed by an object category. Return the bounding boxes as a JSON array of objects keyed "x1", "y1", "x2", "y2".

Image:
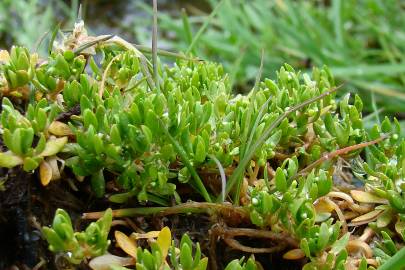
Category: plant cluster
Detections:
[
  {"x1": 44, "y1": 210, "x2": 258, "y2": 270},
  {"x1": 0, "y1": 20, "x2": 404, "y2": 270},
  {"x1": 42, "y1": 208, "x2": 112, "y2": 264}
]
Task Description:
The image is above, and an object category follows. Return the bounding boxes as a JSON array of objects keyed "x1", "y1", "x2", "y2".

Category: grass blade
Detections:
[
  {"x1": 209, "y1": 154, "x2": 226, "y2": 203},
  {"x1": 181, "y1": 8, "x2": 194, "y2": 51},
  {"x1": 224, "y1": 85, "x2": 342, "y2": 203},
  {"x1": 350, "y1": 80, "x2": 405, "y2": 101},
  {"x1": 47, "y1": 22, "x2": 61, "y2": 55},
  {"x1": 152, "y1": 0, "x2": 159, "y2": 92},
  {"x1": 331, "y1": 63, "x2": 405, "y2": 77},
  {"x1": 239, "y1": 49, "x2": 265, "y2": 159},
  {"x1": 159, "y1": 118, "x2": 212, "y2": 203},
  {"x1": 332, "y1": 0, "x2": 343, "y2": 46},
  {"x1": 186, "y1": 0, "x2": 225, "y2": 54}
]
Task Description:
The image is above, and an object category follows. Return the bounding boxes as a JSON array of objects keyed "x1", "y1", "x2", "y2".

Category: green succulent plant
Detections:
[
  {"x1": 0, "y1": 97, "x2": 67, "y2": 178},
  {"x1": 42, "y1": 208, "x2": 112, "y2": 264},
  {"x1": 1, "y1": 46, "x2": 34, "y2": 89},
  {"x1": 1, "y1": 20, "x2": 405, "y2": 270},
  {"x1": 86, "y1": 225, "x2": 256, "y2": 270},
  {"x1": 170, "y1": 234, "x2": 208, "y2": 270},
  {"x1": 224, "y1": 257, "x2": 257, "y2": 270}
]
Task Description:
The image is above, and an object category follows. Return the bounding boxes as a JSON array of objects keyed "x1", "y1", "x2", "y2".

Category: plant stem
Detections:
[
  {"x1": 181, "y1": 8, "x2": 193, "y2": 50},
  {"x1": 82, "y1": 202, "x2": 248, "y2": 220},
  {"x1": 295, "y1": 134, "x2": 388, "y2": 178},
  {"x1": 132, "y1": 44, "x2": 200, "y2": 61}
]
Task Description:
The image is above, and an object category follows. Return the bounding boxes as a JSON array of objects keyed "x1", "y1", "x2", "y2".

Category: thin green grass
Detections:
[
  {"x1": 224, "y1": 85, "x2": 342, "y2": 203},
  {"x1": 0, "y1": 0, "x2": 77, "y2": 55},
  {"x1": 134, "y1": 0, "x2": 405, "y2": 116}
]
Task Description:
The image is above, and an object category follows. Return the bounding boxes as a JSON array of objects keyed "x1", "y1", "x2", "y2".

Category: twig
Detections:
[
  {"x1": 295, "y1": 134, "x2": 388, "y2": 178},
  {"x1": 82, "y1": 202, "x2": 249, "y2": 220},
  {"x1": 358, "y1": 227, "x2": 374, "y2": 242},
  {"x1": 248, "y1": 163, "x2": 260, "y2": 185},
  {"x1": 73, "y1": 35, "x2": 113, "y2": 55},
  {"x1": 140, "y1": 56, "x2": 156, "y2": 90},
  {"x1": 224, "y1": 237, "x2": 286, "y2": 253},
  {"x1": 124, "y1": 218, "x2": 144, "y2": 234},
  {"x1": 111, "y1": 219, "x2": 130, "y2": 228},
  {"x1": 212, "y1": 225, "x2": 298, "y2": 254},
  {"x1": 327, "y1": 191, "x2": 354, "y2": 204},
  {"x1": 325, "y1": 197, "x2": 348, "y2": 234},
  {"x1": 209, "y1": 225, "x2": 219, "y2": 270},
  {"x1": 223, "y1": 227, "x2": 298, "y2": 247}
]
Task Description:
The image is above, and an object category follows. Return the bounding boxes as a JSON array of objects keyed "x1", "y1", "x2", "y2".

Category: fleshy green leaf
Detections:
[
  {"x1": 39, "y1": 137, "x2": 68, "y2": 157},
  {"x1": 0, "y1": 151, "x2": 23, "y2": 168}
]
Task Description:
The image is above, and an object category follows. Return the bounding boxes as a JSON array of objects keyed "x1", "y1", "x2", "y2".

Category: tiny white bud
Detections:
[{"x1": 252, "y1": 198, "x2": 259, "y2": 205}]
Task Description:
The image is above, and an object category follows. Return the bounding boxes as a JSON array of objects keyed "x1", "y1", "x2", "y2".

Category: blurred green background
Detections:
[{"x1": 1, "y1": 0, "x2": 404, "y2": 128}]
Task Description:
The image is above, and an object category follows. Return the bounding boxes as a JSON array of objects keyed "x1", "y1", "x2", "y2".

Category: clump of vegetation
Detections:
[
  {"x1": 42, "y1": 208, "x2": 112, "y2": 264},
  {"x1": 0, "y1": 14, "x2": 404, "y2": 270},
  {"x1": 44, "y1": 210, "x2": 257, "y2": 269}
]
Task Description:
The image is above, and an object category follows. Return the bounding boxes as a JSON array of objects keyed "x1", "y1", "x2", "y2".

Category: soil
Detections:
[
  {"x1": 0, "y1": 166, "x2": 304, "y2": 269},
  {"x1": 0, "y1": 166, "x2": 82, "y2": 269},
  {"x1": 0, "y1": 168, "x2": 46, "y2": 269}
]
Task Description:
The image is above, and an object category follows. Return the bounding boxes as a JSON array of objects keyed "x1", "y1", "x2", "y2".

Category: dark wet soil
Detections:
[{"x1": 0, "y1": 164, "x2": 304, "y2": 269}]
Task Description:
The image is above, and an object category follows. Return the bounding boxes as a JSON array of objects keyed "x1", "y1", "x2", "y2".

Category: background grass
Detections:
[
  {"x1": 0, "y1": 0, "x2": 404, "y2": 128},
  {"x1": 133, "y1": 0, "x2": 405, "y2": 121},
  {"x1": 0, "y1": 0, "x2": 78, "y2": 54}
]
